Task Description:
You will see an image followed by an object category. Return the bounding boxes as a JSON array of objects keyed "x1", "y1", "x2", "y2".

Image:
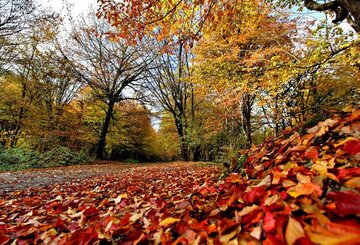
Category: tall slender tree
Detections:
[{"x1": 145, "y1": 41, "x2": 195, "y2": 160}]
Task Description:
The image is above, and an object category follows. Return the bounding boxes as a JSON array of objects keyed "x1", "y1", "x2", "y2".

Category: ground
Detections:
[
  {"x1": 0, "y1": 161, "x2": 223, "y2": 244},
  {"x1": 0, "y1": 161, "x2": 160, "y2": 194}
]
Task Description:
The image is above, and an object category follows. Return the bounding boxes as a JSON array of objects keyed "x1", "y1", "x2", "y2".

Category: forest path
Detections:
[{"x1": 0, "y1": 161, "x2": 214, "y2": 194}]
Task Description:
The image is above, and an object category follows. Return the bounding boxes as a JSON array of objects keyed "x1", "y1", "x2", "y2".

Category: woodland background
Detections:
[{"x1": 0, "y1": 0, "x2": 359, "y2": 170}]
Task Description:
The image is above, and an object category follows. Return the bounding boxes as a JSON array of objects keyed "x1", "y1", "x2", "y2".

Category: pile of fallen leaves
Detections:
[{"x1": 1, "y1": 108, "x2": 360, "y2": 244}]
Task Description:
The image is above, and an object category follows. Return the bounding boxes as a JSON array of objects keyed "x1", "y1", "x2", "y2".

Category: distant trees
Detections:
[
  {"x1": 67, "y1": 89, "x2": 160, "y2": 161},
  {"x1": 0, "y1": 0, "x2": 56, "y2": 74},
  {"x1": 0, "y1": 9, "x2": 66, "y2": 148},
  {"x1": 0, "y1": 4, "x2": 162, "y2": 161}
]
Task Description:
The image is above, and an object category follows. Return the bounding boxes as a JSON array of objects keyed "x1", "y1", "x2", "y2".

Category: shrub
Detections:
[
  {"x1": 0, "y1": 147, "x2": 39, "y2": 171},
  {"x1": 36, "y1": 147, "x2": 93, "y2": 168},
  {"x1": 0, "y1": 146, "x2": 93, "y2": 171}
]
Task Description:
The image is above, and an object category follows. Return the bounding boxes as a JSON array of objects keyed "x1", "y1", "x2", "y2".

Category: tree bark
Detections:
[
  {"x1": 304, "y1": 0, "x2": 360, "y2": 32},
  {"x1": 96, "y1": 98, "x2": 115, "y2": 159},
  {"x1": 10, "y1": 82, "x2": 27, "y2": 147},
  {"x1": 174, "y1": 116, "x2": 189, "y2": 161},
  {"x1": 242, "y1": 94, "x2": 253, "y2": 148}
]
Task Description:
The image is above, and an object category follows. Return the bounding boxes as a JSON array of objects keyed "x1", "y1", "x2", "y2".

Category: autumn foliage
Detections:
[{"x1": 0, "y1": 107, "x2": 359, "y2": 244}]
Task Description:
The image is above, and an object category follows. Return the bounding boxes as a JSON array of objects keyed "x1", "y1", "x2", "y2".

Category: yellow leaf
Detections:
[
  {"x1": 308, "y1": 233, "x2": 359, "y2": 245},
  {"x1": 265, "y1": 194, "x2": 280, "y2": 206},
  {"x1": 130, "y1": 212, "x2": 142, "y2": 223},
  {"x1": 305, "y1": 219, "x2": 360, "y2": 245},
  {"x1": 325, "y1": 173, "x2": 340, "y2": 183},
  {"x1": 114, "y1": 193, "x2": 128, "y2": 204},
  {"x1": 255, "y1": 175, "x2": 271, "y2": 187},
  {"x1": 159, "y1": 217, "x2": 180, "y2": 227},
  {"x1": 282, "y1": 179, "x2": 296, "y2": 188},
  {"x1": 288, "y1": 182, "x2": 321, "y2": 198},
  {"x1": 219, "y1": 230, "x2": 237, "y2": 243},
  {"x1": 296, "y1": 173, "x2": 311, "y2": 184},
  {"x1": 334, "y1": 137, "x2": 358, "y2": 148},
  {"x1": 285, "y1": 217, "x2": 305, "y2": 245},
  {"x1": 344, "y1": 177, "x2": 360, "y2": 188},
  {"x1": 312, "y1": 160, "x2": 328, "y2": 176}
]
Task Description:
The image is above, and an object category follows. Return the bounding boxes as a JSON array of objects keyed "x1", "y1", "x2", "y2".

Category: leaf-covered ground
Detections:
[
  {"x1": 1, "y1": 108, "x2": 360, "y2": 244},
  {"x1": 0, "y1": 161, "x2": 153, "y2": 194}
]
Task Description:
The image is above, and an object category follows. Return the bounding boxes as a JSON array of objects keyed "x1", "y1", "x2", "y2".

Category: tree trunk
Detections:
[
  {"x1": 242, "y1": 94, "x2": 253, "y2": 148},
  {"x1": 274, "y1": 95, "x2": 279, "y2": 137},
  {"x1": 96, "y1": 98, "x2": 115, "y2": 159},
  {"x1": 180, "y1": 137, "x2": 189, "y2": 161},
  {"x1": 174, "y1": 116, "x2": 189, "y2": 161},
  {"x1": 10, "y1": 83, "x2": 27, "y2": 148}
]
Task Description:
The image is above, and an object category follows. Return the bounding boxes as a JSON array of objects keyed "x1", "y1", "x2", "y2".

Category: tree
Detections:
[
  {"x1": 0, "y1": 16, "x2": 80, "y2": 149},
  {"x1": 193, "y1": 0, "x2": 294, "y2": 147},
  {"x1": 145, "y1": 40, "x2": 196, "y2": 160},
  {"x1": 64, "y1": 14, "x2": 154, "y2": 159},
  {"x1": 70, "y1": 87, "x2": 160, "y2": 161},
  {"x1": 273, "y1": 24, "x2": 360, "y2": 126},
  {"x1": 0, "y1": 0, "x2": 56, "y2": 75},
  {"x1": 0, "y1": 0, "x2": 35, "y2": 38}
]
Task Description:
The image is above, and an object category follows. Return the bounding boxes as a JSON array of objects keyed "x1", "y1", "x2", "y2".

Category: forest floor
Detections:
[
  {"x1": 0, "y1": 161, "x2": 213, "y2": 194},
  {"x1": 0, "y1": 161, "x2": 223, "y2": 244}
]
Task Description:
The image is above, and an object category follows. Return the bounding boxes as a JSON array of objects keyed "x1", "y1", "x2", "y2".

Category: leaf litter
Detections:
[{"x1": 1, "y1": 108, "x2": 360, "y2": 244}]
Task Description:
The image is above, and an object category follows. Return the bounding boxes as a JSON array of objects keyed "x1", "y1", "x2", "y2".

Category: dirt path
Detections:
[{"x1": 0, "y1": 161, "x2": 179, "y2": 194}]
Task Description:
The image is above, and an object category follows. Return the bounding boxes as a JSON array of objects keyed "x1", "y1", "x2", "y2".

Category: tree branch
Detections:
[{"x1": 304, "y1": 0, "x2": 348, "y2": 23}]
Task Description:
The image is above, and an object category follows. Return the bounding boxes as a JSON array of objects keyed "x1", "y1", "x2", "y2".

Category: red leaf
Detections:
[
  {"x1": 83, "y1": 207, "x2": 99, "y2": 217},
  {"x1": 244, "y1": 187, "x2": 266, "y2": 204},
  {"x1": 0, "y1": 235, "x2": 10, "y2": 245},
  {"x1": 70, "y1": 228, "x2": 98, "y2": 245},
  {"x1": 326, "y1": 191, "x2": 360, "y2": 216},
  {"x1": 333, "y1": 167, "x2": 360, "y2": 181},
  {"x1": 263, "y1": 211, "x2": 276, "y2": 232},
  {"x1": 294, "y1": 237, "x2": 315, "y2": 245},
  {"x1": 344, "y1": 140, "x2": 360, "y2": 155},
  {"x1": 304, "y1": 147, "x2": 319, "y2": 160}
]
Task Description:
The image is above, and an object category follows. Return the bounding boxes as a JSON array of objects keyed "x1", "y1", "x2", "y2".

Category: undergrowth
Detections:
[{"x1": 0, "y1": 146, "x2": 93, "y2": 171}]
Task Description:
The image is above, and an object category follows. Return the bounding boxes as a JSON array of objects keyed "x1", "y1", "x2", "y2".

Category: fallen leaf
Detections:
[
  {"x1": 159, "y1": 217, "x2": 180, "y2": 227},
  {"x1": 255, "y1": 175, "x2": 271, "y2": 187},
  {"x1": 344, "y1": 140, "x2": 360, "y2": 155},
  {"x1": 236, "y1": 205, "x2": 259, "y2": 216},
  {"x1": 344, "y1": 177, "x2": 360, "y2": 188},
  {"x1": 285, "y1": 217, "x2": 305, "y2": 245},
  {"x1": 219, "y1": 230, "x2": 237, "y2": 243},
  {"x1": 263, "y1": 212, "x2": 276, "y2": 232},
  {"x1": 250, "y1": 226, "x2": 262, "y2": 240},
  {"x1": 326, "y1": 191, "x2": 360, "y2": 216},
  {"x1": 288, "y1": 182, "x2": 322, "y2": 198}
]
